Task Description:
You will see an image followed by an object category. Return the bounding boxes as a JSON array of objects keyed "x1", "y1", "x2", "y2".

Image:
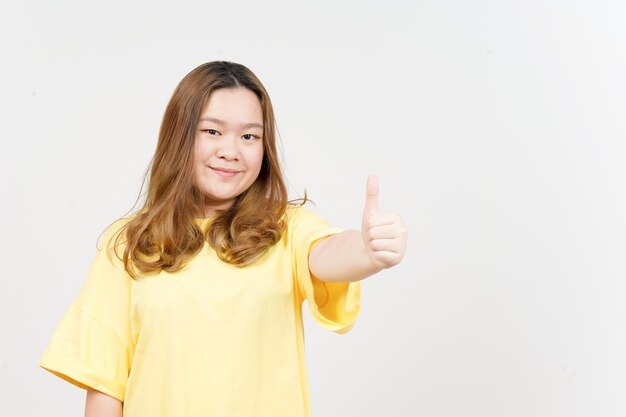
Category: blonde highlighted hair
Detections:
[{"x1": 104, "y1": 61, "x2": 299, "y2": 279}]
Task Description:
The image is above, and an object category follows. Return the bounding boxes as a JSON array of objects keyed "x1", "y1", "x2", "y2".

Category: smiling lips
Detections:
[{"x1": 210, "y1": 167, "x2": 239, "y2": 178}]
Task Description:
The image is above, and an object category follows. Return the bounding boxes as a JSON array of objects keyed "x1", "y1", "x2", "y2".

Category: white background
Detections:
[{"x1": 2, "y1": 0, "x2": 625, "y2": 416}]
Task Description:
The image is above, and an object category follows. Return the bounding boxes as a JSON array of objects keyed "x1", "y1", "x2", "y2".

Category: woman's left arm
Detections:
[{"x1": 309, "y1": 176, "x2": 408, "y2": 283}]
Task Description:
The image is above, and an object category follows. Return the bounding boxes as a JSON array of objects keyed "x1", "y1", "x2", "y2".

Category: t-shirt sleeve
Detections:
[
  {"x1": 38, "y1": 218, "x2": 134, "y2": 402},
  {"x1": 289, "y1": 206, "x2": 361, "y2": 334}
]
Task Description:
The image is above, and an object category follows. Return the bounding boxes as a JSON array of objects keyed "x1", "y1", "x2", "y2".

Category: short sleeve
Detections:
[
  {"x1": 38, "y1": 218, "x2": 134, "y2": 402},
  {"x1": 288, "y1": 206, "x2": 361, "y2": 334}
]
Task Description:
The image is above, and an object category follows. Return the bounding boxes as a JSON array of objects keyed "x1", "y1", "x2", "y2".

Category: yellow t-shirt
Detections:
[{"x1": 38, "y1": 205, "x2": 361, "y2": 417}]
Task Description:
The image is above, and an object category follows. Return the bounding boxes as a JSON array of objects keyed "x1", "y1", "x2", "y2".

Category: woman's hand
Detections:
[
  {"x1": 361, "y1": 175, "x2": 407, "y2": 270},
  {"x1": 308, "y1": 175, "x2": 408, "y2": 283}
]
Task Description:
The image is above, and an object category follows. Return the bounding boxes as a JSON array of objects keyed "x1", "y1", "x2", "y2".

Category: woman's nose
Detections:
[{"x1": 215, "y1": 136, "x2": 240, "y2": 161}]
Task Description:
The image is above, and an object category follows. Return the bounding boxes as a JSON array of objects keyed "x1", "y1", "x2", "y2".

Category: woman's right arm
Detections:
[{"x1": 85, "y1": 389, "x2": 123, "y2": 417}]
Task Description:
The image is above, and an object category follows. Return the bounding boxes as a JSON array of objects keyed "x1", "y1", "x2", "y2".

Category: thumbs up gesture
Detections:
[{"x1": 362, "y1": 175, "x2": 407, "y2": 270}]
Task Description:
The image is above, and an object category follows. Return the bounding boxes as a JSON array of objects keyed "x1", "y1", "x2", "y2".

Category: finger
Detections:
[
  {"x1": 369, "y1": 251, "x2": 402, "y2": 268},
  {"x1": 364, "y1": 175, "x2": 380, "y2": 214},
  {"x1": 369, "y1": 239, "x2": 401, "y2": 252},
  {"x1": 365, "y1": 213, "x2": 400, "y2": 228},
  {"x1": 366, "y1": 225, "x2": 403, "y2": 240}
]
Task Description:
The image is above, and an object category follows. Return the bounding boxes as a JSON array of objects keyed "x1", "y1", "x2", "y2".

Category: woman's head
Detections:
[
  {"x1": 114, "y1": 61, "x2": 289, "y2": 277},
  {"x1": 149, "y1": 61, "x2": 285, "y2": 218}
]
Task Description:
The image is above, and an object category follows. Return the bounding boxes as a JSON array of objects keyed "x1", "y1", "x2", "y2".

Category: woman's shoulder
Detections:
[
  {"x1": 284, "y1": 203, "x2": 333, "y2": 230},
  {"x1": 284, "y1": 203, "x2": 317, "y2": 223},
  {"x1": 96, "y1": 214, "x2": 136, "y2": 252}
]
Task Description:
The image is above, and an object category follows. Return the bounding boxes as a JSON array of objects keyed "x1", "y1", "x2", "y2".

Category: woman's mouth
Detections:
[{"x1": 210, "y1": 167, "x2": 239, "y2": 178}]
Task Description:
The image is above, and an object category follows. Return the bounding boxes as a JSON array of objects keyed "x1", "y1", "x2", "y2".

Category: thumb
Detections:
[{"x1": 364, "y1": 175, "x2": 380, "y2": 215}]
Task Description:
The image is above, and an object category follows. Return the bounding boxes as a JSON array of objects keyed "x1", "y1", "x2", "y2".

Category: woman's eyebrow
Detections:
[{"x1": 199, "y1": 116, "x2": 263, "y2": 130}]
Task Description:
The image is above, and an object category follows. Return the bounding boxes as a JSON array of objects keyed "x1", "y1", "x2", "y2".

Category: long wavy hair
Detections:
[{"x1": 105, "y1": 61, "x2": 294, "y2": 279}]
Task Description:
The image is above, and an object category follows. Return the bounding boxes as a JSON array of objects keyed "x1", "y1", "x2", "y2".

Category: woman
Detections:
[{"x1": 39, "y1": 61, "x2": 407, "y2": 417}]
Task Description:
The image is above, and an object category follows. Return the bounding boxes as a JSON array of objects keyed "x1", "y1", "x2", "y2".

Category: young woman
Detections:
[{"x1": 39, "y1": 61, "x2": 407, "y2": 417}]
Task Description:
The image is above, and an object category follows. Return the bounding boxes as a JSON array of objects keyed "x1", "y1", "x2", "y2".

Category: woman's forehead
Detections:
[{"x1": 199, "y1": 88, "x2": 263, "y2": 127}]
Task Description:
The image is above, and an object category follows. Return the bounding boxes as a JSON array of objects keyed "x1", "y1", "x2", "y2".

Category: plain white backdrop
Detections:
[{"x1": 2, "y1": 0, "x2": 625, "y2": 416}]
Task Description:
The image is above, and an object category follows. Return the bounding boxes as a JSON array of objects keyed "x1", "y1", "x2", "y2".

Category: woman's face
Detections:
[{"x1": 193, "y1": 87, "x2": 265, "y2": 217}]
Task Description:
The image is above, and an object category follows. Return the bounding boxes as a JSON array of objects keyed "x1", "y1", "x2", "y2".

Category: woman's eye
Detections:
[
  {"x1": 242, "y1": 134, "x2": 258, "y2": 140},
  {"x1": 202, "y1": 129, "x2": 219, "y2": 135}
]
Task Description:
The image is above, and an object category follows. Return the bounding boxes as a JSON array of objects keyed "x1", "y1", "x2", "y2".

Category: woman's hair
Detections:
[{"x1": 106, "y1": 61, "x2": 295, "y2": 279}]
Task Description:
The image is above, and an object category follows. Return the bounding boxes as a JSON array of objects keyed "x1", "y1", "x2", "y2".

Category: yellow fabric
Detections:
[{"x1": 39, "y1": 205, "x2": 361, "y2": 417}]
